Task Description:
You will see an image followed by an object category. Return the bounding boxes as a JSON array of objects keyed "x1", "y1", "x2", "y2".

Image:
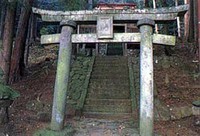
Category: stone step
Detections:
[
  {"x1": 94, "y1": 62, "x2": 127, "y2": 66},
  {"x1": 95, "y1": 56, "x2": 127, "y2": 61},
  {"x1": 94, "y1": 60, "x2": 127, "y2": 64},
  {"x1": 94, "y1": 64, "x2": 127, "y2": 67},
  {"x1": 88, "y1": 88, "x2": 130, "y2": 94},
  {"x1": 92, "y1": 66, "x2": 128, "y2": 73},
  {"x1": 87, "y1": 89, "x2": 130, "y2": 99},
  {"x1": 90, "y1": 80, "x2": 129, "y2": 86},
  {"x1": 92, "y1": 69, "x2": 128, "y2": 74},
  {"x1": 91, "y1": 72, "x2": 128, "y2": 76},
  {"x1": 87, "y1": 93, "x2": 130, "y2": 99},
  {"x1": 83, "y1": 56, "x2": 132, "y2": 118},
  {"x1": 92, "y1": 67, "x2": 129, "y2": 76},
  {"x1": 93, "y1": 66, "x2": 128, "y2": 71},
  {"x1": 94, "y1": 58, "x2": 127, "y2": 65},
  {"x1": 91, "y1": 75, "x2": 129, "y2": 80},
  {"x1": 82, "y1": 112, "x2": 133, "y2": 120},
  {"x1": 85, "y1": 99, "x2": 132, "y2": 106},
  {"x1": 95, "y1": 57, "x2": 127, "y2": 61},
  {"x1": 89, "y1": 84, "x2": 130, "y2": 90},
  {"x1": 83, "y1": 103, "x2": 132, "y2": 113}
]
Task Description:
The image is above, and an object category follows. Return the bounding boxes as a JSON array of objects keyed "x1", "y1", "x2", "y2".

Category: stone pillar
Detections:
[
  {"x1": 96, "y1": 43, "x2": 99, "y2": 56},
  {"x1": 51, "y1": 20, "x2": 76, "y2": 131},
  {"x1": 137, "y1": 19, "x2": 155, "y2": 136}
]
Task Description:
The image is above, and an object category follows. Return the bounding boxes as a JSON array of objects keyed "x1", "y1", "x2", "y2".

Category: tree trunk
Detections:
[
  {"x1": 197, "y1": 0, "x2": 200, "y2": 72},
  {"x1": 193, "y1": 0, "x2": 198, "y2": 46},
  {"x1": 188, "y1": 0, "x2": 194, "y2": 42},
  {"x1": 24, "y1": 11, "x2": 36, "y2": 67},
  {"x1": 184, "y1": 0, "x2": 189, "y2": 40},
  {"x1": 9, "y1": 0, "x2": 34, "y2": 84},
  {"x1": 24, "y1": 12, "x2": 32, "y2": 67},
  {"x1": 0, "y1": 1, "x2": 6, "y2": 39},
  {"x1": 30, "y1": 12, "x2": 36, "y2": 43},
  {"x1": 0, "y1": 1, "x2": 16, "y2": 84},
  {"x1": 175, "y1": 0, "x2": 181, "y2": 37}
]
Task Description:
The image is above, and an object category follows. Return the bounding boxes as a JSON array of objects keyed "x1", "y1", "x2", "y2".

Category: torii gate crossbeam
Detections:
[{"x1": 32, "y1": 5, "x2": 188, "y2": 23}]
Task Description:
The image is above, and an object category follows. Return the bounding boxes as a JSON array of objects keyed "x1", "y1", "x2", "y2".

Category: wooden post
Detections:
[
  {"x1": 77, "y1": 25, "x2": 80, "y2": 54},
  {"x1": 96, "y1": 43, "x2": 99, "y2": 56},
  {"x1": 124, "y1": 24, "x2": 128, "y2": 56},
  {"x1": 50, "y1": 20, "x2": 76, "y2": 131},
  {"x1": 175, "y1": 0, "x2": 181, "y2": 37},
  {"x1": 184, "y1": 0, "x2": 189, "y2": 39},
  {"x1": 124, "y1": 44, "x2": 128, "y2": 56},
  {"x1": 153, "y1": 0, "x2": 158, "y2": 34},
  {"x1": 137, "y1": 18, "x2": 155, "y2": 136}
]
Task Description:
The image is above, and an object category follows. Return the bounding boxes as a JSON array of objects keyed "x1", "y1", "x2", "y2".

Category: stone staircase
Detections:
[{"x1": 83, "y1": 56, "x2": 133, "y2": 119}]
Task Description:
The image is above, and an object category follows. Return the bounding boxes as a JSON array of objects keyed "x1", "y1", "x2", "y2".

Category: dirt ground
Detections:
[{"x1": 0, "y1": 44, "x2": 200, "y2": 136}]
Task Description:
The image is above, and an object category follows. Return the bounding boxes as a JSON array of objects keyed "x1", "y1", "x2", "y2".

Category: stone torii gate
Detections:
[{"x1": 33, "y1": 5, "x2": 188, "y2": 136}]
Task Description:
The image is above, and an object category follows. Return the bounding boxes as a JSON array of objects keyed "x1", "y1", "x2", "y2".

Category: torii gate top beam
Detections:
[{"x1": 32, "y1": 5, "x2": 189, "y2": 23}]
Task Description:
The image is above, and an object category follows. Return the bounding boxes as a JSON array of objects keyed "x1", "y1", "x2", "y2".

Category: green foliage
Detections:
[
  {"x1": 40, "y1": 27, "x2": 49, "y2": 35},
  {"x1": 0, "y1": 84, "x2": 20, "y2": 100},
  {"x1": 146, "y1": 0, "x2": 184, "y2": 8},
  {"x1": 60, "y1": 0, "x2": 88, "y2": 10},
  {"x1": 40, "y1": 25, "x2": 57, "y2": 35}
]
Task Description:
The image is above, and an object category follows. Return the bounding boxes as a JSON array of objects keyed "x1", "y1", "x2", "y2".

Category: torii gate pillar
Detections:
[
  {"x1": 50, "y1": 20, "x2": 76, "y2": 131},
  {"x1": 137, "y1": 19, "x2": 155, "y2": 136}
]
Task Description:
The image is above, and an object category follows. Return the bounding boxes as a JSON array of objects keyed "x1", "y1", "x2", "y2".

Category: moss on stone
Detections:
[
  {"x1": 67, "y1": 56, "x2": 94, "y2": 109},
  {"x1": 33, "y1": 125, "x2": 75, "y2": 136}
]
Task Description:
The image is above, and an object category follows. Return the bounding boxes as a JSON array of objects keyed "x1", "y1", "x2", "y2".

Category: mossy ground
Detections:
[{"x1": 34, "y1": 125, "x2": 75, "y2": 136}]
